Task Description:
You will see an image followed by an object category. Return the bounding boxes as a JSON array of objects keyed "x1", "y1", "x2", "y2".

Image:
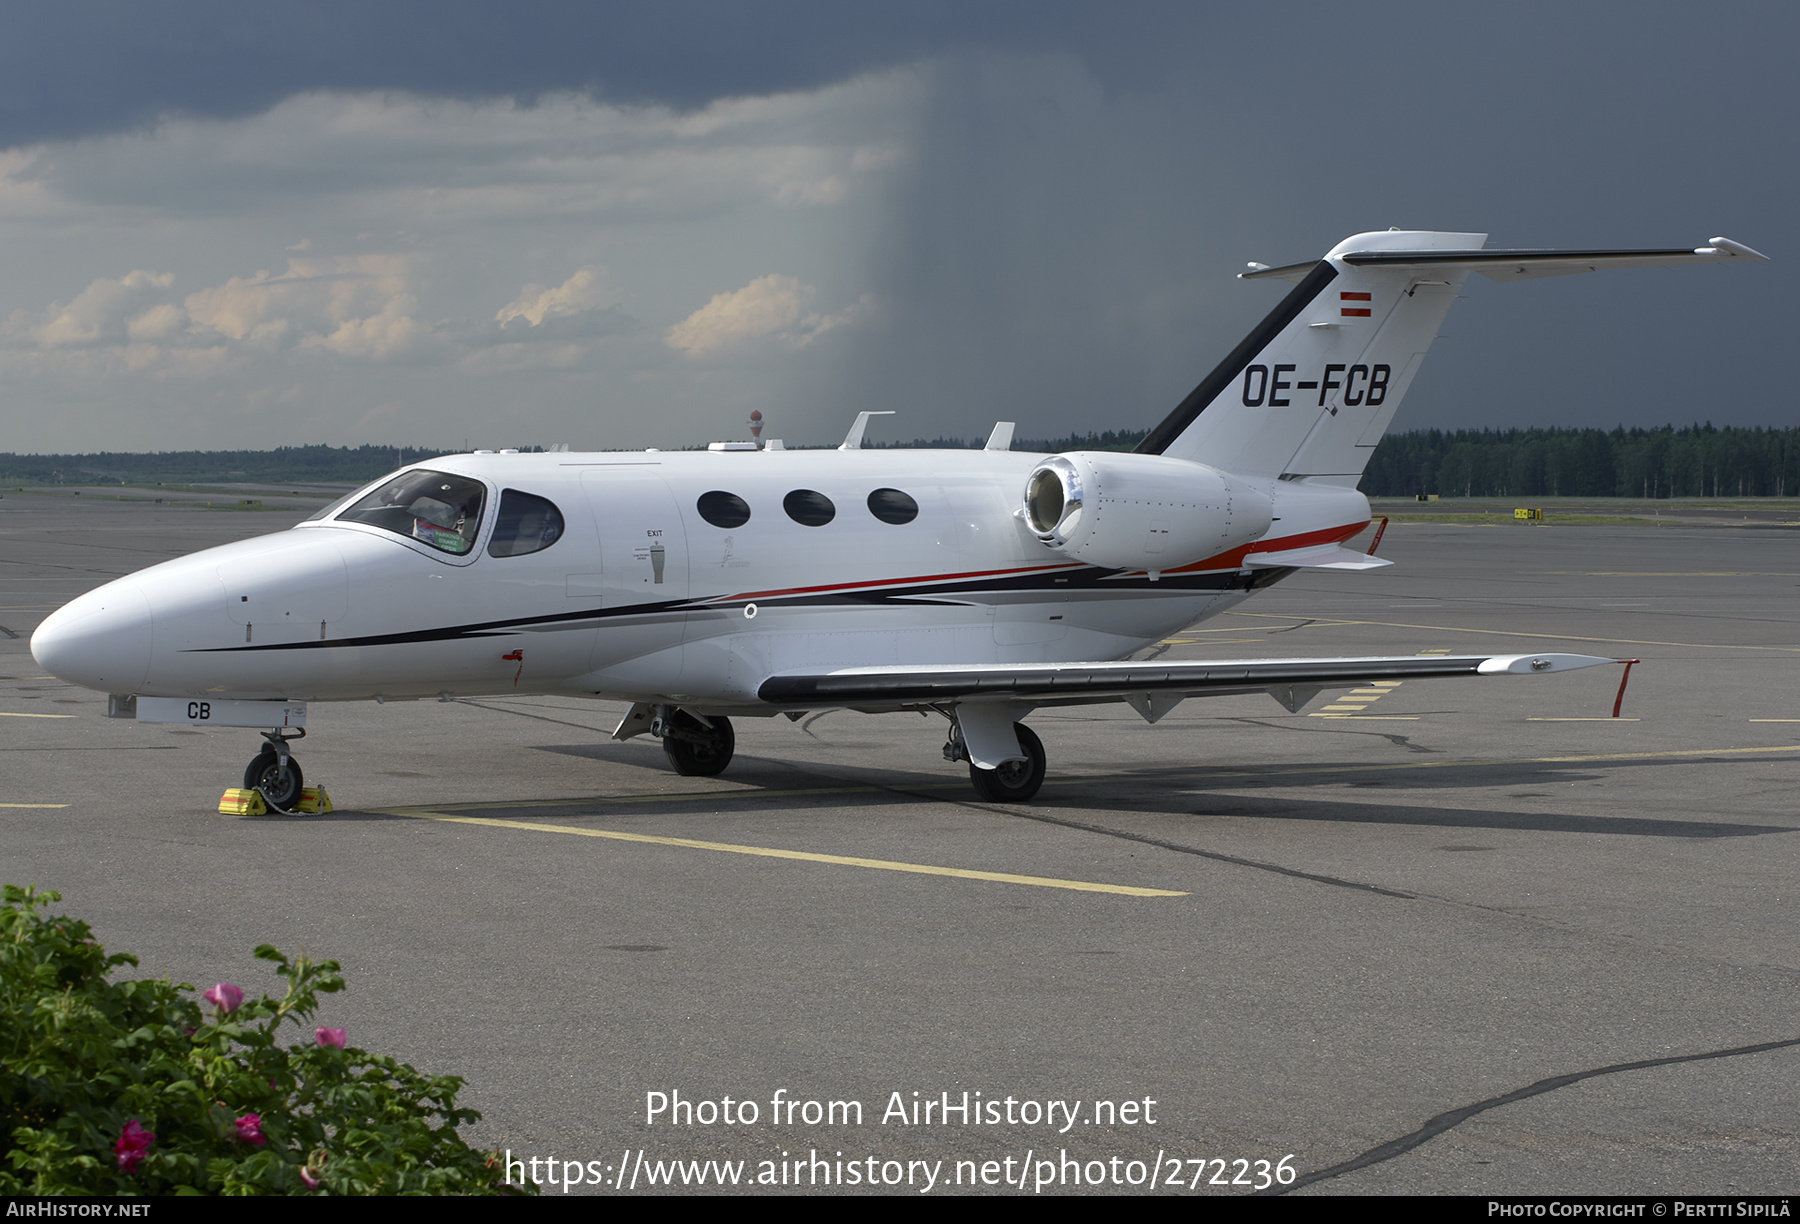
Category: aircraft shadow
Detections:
[{"x1": 278, "y1": 745, "x2": 1797, "y2": 840}]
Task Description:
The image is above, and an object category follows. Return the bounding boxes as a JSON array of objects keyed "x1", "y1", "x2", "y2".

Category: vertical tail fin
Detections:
[
  {"x1": 1137, "y1": 229, "x2": 1765, "y2": 484},
  {"x1": 1137, "y1": 230, "x2": 1482, "y2": 481}
]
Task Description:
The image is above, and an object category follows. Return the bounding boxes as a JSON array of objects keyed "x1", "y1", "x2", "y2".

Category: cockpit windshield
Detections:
[{"x1": 335, "y1": 469, "x2": 486, "y2": 555}]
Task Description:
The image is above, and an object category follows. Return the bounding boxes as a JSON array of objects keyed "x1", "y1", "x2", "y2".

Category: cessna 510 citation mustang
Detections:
[{"x1": 31, "y1": 230, "x2": 1767, "y2": 806}]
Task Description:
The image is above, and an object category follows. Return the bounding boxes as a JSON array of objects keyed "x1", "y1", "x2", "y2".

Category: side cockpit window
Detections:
[
  {"x1": 337, "y1": 470, "x2": 486, "y2": 555},
  {"x1": 488, "y1": 489, "x2": 566, "y2": 557}
]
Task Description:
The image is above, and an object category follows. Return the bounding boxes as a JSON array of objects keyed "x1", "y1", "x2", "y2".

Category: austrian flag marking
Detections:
[{"x1": 1340, "y1": 291, "x2": 1372, "y2": 318}]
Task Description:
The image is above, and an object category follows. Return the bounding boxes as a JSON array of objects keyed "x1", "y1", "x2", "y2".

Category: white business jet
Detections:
[{"x1": 31, "y1": 230, "x2": 1766, "y2": 806}]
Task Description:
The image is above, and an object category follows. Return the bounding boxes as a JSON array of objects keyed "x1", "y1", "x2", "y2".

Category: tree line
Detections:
[
  {"x1": 6, "y1": 425, "x2": 1795, "y2": 498},
  {"x1": 1362, "y1": 424, "x2": 1800, "y2": 499}
]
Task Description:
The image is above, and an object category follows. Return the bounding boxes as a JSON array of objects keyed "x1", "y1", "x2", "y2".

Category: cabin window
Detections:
[
  {"x1": 783, "y1": 489, "x2": 836, "y2": 527},
  {"x1": 337, "y1": 469, "x2": 486, "y2": 555},
  {"x1": 487, "y1": 489, "x2": 566, "y2": 557},
  {"x1": 866, "y1": 488, "x2": 919, "y2": 525},
  {"x1": 697, "y1": 490, "x2": 751, "y2": 528}
]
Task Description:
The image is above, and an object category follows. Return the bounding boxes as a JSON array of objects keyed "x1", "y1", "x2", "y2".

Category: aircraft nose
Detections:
[{"x1": 30, "y1": 581, "x2": 154, "y2": 693}]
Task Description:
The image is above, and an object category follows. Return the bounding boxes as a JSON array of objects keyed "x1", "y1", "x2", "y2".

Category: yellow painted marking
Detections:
[
  {"x1": 1308, "y1": 715, "x2": 1420, "y2": 720},
  {"x1": 1202, "y1": 743, "x2": 1800, "y2": 780},
  {"x1": 1319, "y1": 705, "x2": 1368, "y2": 711},
  {"x1": 388, "y1": 782, "x2": 973, "y2": 815},
  {"x1": 1227, "y1": 612, "x2": 1800, "y2": 654},
  {"x1": 0, "y1": 711, "x2": 75, "y2": 718},
  {"x1": 382, "y1": 810, "x2": 1186, "y2": 897},
  {"x1": 1370, "y1": 681, "x2": 1404, "y2": 688},
  {"x1": 1348, "y1": 689, "x2": 1389, "y2": 696},
  {"x1": 0, "y1": 803, "x2": 68, "y2": 808}
]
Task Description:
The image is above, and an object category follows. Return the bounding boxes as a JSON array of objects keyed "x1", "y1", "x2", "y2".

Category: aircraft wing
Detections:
[{"x1": 757, "y1": 652, "x2": 1618, "y2": 716}]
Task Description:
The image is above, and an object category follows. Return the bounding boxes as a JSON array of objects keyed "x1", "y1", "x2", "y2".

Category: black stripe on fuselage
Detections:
[
  {"x1": 189, "y1": 597, "x2": 695, "y2": 653},
  {"x1": 1135, "y1": 259, "x2": 1339, "y2": 456},
  {"x1": 186, "y1": 563, "x2": 1292, "y2": 654}
]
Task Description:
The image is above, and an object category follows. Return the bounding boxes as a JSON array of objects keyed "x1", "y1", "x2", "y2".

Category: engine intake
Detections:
[{"x1": 1022, "y1": 452, "x2": 1273, "y2": 571}]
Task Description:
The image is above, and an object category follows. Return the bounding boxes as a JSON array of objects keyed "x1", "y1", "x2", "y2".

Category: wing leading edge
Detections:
[{"x1": 757, "y1": 652, "x2": 1617, "y2": 714}]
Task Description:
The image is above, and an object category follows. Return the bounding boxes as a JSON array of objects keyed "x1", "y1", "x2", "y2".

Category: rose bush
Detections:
[{"x1": 0, "y1": 885, "x2": 530, "y2": 1195}]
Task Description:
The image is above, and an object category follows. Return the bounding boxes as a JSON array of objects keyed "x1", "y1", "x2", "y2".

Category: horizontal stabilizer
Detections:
[
  {"x1": 1244, "y1": 543, "x2": 1391, "y2": 570},
  {"x1": 1346, "y1": 237, "x2": 1768, "y2": 282},
  {"x1": 759, "y1": 652, "x2": 1616, "y2": 710},
  {"x1": 1241, "y1": 238, "x2": 1767, "y2": 283}
]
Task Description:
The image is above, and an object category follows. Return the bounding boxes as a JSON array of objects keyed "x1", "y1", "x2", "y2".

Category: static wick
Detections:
[
  {"x1": 1365, "y1": 516, "x2": 1390, "y2": 557},
  {"x1": 1611, "y1": 659, "x2": 1640, "y2": 718}
]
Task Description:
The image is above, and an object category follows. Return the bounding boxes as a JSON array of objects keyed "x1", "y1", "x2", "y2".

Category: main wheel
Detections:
[
  {"x1": 968, "y1": 723, "x2": 1046, "y2": 803},
  {"x1": 244, "y1": 748, "x2": 304, "y2": 810},
  {"x1": 662, "y1": 711, "x2": 735, "y2": 777}
]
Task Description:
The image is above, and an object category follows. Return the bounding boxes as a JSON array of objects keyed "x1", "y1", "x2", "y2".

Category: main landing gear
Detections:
[
  {"x1": 655, "y1": 708, "x2": 736, "y2": 777},
  {"x1": 943, "y1": 716, "x2": 1047, "y2": 803},
  {"x1": 243, "y1": 728, "x2": 305, "y2": 811}
]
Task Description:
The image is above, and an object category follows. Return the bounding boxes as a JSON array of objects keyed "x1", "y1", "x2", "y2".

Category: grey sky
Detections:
[{"x1": 0, "y1": 2, "x2": 1788, "y2": 453}]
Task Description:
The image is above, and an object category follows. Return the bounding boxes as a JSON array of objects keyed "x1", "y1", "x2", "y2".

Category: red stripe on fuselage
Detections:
[
  {"x1": 714, "y1": 562, "x2": 1085, "y2": 603},
  {"x1": 706, "y1": 521, "x2": 1369, "y2": 603},
  {"x1": 1153, "y1": 520, "x2": 1370, "y2": 575}
]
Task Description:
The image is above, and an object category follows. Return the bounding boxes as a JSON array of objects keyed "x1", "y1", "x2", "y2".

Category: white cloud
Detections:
[
  {"x1": 666, "y1": 276, "x2": 877, "y2": 356},
  {"x1": 126, "y1": 302, "x2": 187, "y2": 342},
  {"x1": 0, "y1": 71, "x2": 919, "y2": 449},
  {"x1": 175, "y1": 254, "x2": 435, "y2": 362},
  {"x1": 27, "y1": 270, "x2": 175, "y2": 348},
  {"x1": 495, "y1": 266, "x2": 608, "y2": 328},
  {"x1": 797, "y1": 293, "x2": 879, "y2": 345},
  {"x1": 666, "y1": 275, "x2": 809, "y2": 356},
  {"x1": 299, "y1": 293, "x2": 427, "y2": 360}
]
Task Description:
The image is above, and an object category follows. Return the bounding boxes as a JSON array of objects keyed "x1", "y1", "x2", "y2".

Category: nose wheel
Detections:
[
  {"x1": 244, "y1": 727, "x2": 306, "y2": 811},
  {"x1": 244, "y1": 747, "x2": 305, "y2": 810}
]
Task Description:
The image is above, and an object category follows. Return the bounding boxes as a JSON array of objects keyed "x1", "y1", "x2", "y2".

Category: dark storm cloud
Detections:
[
  {"x1": 0, "y1": 0, "x2": 1207, "y2": 150},
  {"x1": 825, "y1": 3, "x2": 1795, "y2": 439},
  {"x1": 0, "y1": 1, "x2": 1791, "y2": 447}
]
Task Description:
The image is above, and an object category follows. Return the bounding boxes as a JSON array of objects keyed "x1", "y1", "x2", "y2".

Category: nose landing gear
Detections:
[{"x1": 243, "y1": 728, "x2": 306, "y2": 811}]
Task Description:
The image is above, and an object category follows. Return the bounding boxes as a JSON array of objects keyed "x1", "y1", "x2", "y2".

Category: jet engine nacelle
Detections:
[{"x1": 1021, "y1": 451, "x2": 1274, "y2": 570}]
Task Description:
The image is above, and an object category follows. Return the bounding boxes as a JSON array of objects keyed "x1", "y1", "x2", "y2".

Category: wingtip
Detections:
[{"x1": 1703, "y1": 237, "x2": 1769, "y2": 261}]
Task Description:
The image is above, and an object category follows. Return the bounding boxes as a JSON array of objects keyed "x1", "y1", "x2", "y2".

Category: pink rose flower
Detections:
[
  {"x1": 203, "y1": 983, "x2": 244, "y2": 1014},
  {"x1": 315, "y1": 1027, "x2": 346, "y2": 1048},
  {"x1": 115, "y1": 1119, "x2": 154, "y2": 1173},
  {"x1": 233, "y1": 1113, "x2": 265, "y2": 1146}
]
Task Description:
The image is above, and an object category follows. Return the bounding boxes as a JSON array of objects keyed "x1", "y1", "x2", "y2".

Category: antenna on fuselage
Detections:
[{"x1": 839, "y1": 410, "x2": 895, "y2": 451}]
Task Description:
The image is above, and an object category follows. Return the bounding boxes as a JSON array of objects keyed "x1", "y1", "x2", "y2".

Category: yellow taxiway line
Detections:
[
  {"x1": 0, "y1": 711, "x2": 75, "y2": 718},
  {"x1": 0, "y1": 803, "x2": 68, "y2": 808},
  {"x1": 1227, "y1": 611, "x2": 1800, "y2": 654},
  {"x1": 1196, "y1": 743, "x2": 1800, "y2": 783},
  {"x1": 377, "y1": 809, "x2": 1187, "y2": 898}
]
